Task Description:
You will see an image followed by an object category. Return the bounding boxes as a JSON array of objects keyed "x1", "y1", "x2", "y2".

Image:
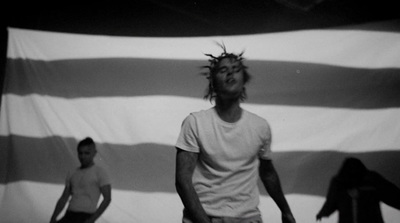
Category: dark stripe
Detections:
[
  {"x1": 4, "y1": 58, "x2": 400, "y2": 108},
  {"x1": 1, "y1": 135, "x2": 399, "y2": 196}
]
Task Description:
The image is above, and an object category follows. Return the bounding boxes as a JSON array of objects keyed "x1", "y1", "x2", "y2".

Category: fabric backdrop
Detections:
[{"x1": 1, "y1": 19, "x2": 400, "y2": 223}]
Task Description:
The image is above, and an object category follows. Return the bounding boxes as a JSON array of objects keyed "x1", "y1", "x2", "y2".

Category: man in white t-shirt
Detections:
[
  {"x1": 175, "y1": 47, "x2": 296, "y2": 223},
  {"x1": 50, "y1": 137, "x2": 111, "y2": 223}
]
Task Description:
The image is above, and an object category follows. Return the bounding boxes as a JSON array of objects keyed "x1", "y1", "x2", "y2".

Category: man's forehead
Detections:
[
  {"x1": 217, "y1": 57, "x2": 242, "y2": 67},
  {"x1": 78, "y1": 144, "x2": 96, "y2": 152}
]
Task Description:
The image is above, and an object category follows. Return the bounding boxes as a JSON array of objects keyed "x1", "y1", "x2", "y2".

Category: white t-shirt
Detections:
[
  {"x1": 66, "y1": 165, "x2": 111, "y2": 213},
  {"x1": 176, "y1": 107, "x2": 272, "y2": 218}
]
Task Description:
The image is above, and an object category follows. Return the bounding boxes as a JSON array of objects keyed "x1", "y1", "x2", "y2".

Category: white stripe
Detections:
[
  {"x1": 7, "y1": 20, "x2": 400, "y2": 68},
  {"x1": 2, "y1": 182, "x2": 399, "y2": 223},
  {"x1": 2, "y1": 94, "x2": 399, "y2": 152}
]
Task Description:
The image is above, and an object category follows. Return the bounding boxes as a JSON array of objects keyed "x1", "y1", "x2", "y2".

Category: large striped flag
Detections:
[{"x1": 1, "y1": 19, "x2": 399, "y2": 223}]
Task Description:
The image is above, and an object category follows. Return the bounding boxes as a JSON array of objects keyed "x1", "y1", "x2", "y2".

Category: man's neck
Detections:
[
  {"x1": 80, "y1": 162, "x2": 95, "y2": 169},
  {"x1": 215, "y1": 97, "x2": 242, "y2": 123}
]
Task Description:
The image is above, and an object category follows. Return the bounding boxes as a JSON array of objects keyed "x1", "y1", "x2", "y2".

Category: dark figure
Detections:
[
  {"x1": 50, "y1": 137, "x2": 112, "y2": 223},
  {"x1": 175, "y1": 46, "x2": 296, "y2": 223},
  {"x1": 316, "y1": 157, "x2": 400, "y2": 223}
]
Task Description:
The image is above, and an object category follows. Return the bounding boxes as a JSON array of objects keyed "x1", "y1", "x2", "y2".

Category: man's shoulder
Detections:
[
  {"x1": 192, "y1": 107, "x2": 213, "y2": 115},
  {"x1": 188, "y1": 108, "x2": 214, "y2": 119},
  {"x1": 67, "y1": 167, "x2": 80, "y2": 175},
  {"x1": 243, "y1": 109, "x2": 269, "y2": 125},
  {"x1": 84, "y1": 165, "x2": 111, "y2": 186},
  {"x1": 93, "y1": 164, "x2": 108, "y2": 174}
]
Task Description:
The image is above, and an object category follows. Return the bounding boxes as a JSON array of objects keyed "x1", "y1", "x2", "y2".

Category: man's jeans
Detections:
[{"x1": 183, "y1": 212, "x2": 263, "y2": 223}]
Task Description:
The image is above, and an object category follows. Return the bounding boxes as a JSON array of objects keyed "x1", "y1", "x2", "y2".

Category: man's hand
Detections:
[
  {"x1": 316, "y1": 213, "x2": 322, "y2": 221},
  {"x1": 282, "y1": 213, "x2": 296, "y2": 223}
]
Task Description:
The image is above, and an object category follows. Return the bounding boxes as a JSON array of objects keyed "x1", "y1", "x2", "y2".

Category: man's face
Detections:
[
  {"x1": 78, "y1": 144, "x2": 96, "y2": 168},
  {"x1": 213, "y1": 58, "x2": 245, "y2": 99}
]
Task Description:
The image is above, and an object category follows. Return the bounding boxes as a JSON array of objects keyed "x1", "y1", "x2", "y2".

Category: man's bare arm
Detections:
[
  {"x1": 85, "y1": 184, "x2": 111, "y2": 223},
  {"x1": 50, "y1": 184, "x2": 71, "y2": 223},
  {"x1": 259, "y1": 159, "x2": 295, "y2": 223},
  {"x1": 175, "y1": 148, "x2": 211, "y2": 223}
]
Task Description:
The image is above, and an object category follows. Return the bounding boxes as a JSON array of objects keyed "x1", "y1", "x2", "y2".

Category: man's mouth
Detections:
[{"x1": 226, "y1": 78, "x2": 236, "y2": 84}]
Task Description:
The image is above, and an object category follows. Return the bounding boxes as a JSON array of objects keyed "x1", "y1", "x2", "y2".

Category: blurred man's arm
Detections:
[
  {"x1": 85, "y1": 184, "x2": 112, "y2": 223},
  {"x1": 50, "y1": 183, "x2": 71, "y2": 223}
]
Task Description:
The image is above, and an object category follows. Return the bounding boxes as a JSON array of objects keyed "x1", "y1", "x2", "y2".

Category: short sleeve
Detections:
[
  {"x1": 65, "y1": 169, "x2": 74, "y2": 186},
  {"x1": 259, "y1": 121, "x2": 272, "y2": 160},
  {"x1": 175, "y1": 114, "x2": 200, "y2": 153},
  {"x1": 97, "y1": 166, "x2": 111, "y2": 187},
  {"x1": 259, "y1": 141, "x2": 272, "y2": 160}
]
